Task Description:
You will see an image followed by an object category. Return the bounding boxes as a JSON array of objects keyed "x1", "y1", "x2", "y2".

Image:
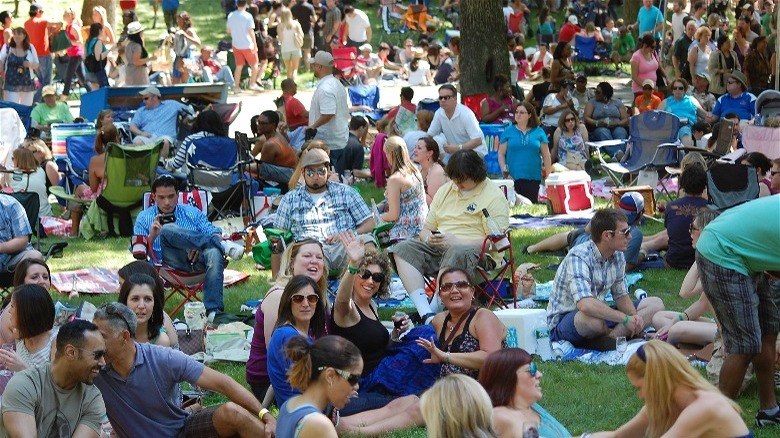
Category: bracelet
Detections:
[
  {"x1": 445, "y1": 352, "x2": 451, "y2": 364},
  {"x1": 623, "y1": 314, "x2": 630, "y2": 325},
  {"x1": 682, "y1": 311, "x2": 689, "y2": 321},
  {"x1": 347, "y1": 265, "x2": 359, "y2": 274},
  {"x1": 678, "y1": 313, "x2": 684, "y2": 321},
  {"x1": 258, "y1": 408, "x2": 269, "y2": 421}
]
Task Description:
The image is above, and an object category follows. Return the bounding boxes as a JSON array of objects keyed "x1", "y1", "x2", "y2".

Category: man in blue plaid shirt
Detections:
[
  {"x1": 274, "y1": 148, "x2": 375, "y2": 271},
  {"x1": 546, "y1": 208, "x2": 664, "y2": 347},
  {"x1": 0, "y1": 195, "x2": 43, "y2": 273},
  {"x1": 133, "y1": 175, "x2": 245, "y2": 316}
]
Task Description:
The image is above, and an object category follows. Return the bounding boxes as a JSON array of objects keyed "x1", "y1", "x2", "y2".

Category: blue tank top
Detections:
[{"x1": 276, "y1": 401, "x2": 321, "y2": 438}]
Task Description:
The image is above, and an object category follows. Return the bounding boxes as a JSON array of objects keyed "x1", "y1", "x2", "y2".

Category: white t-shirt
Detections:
[
  {"x1": 8, "y1": 168, "x2": 52, "y2": 217},
  {"x1": 531, "y1": 51, "x2": 553, "y2": 69},
  {"x1": 407, "y1": 60, "x2": 431, "y2": 86},
  {"x1": 509, "y1": 52, "x2": 518, "y2": 85},
  {"x1": 542, "y1": 92, "x2": 579, "y2": 127},
  {"x1": 345, "y1": 9, "x2": 370, "y2": 42},
  {"x1": 309, "y1": 74, "x2": 350, "y2": 150},
  {"x1": 427, "y1": 104, "x2": 487, "y2": 161},
  {"x1": 671, "y1": 11, "x2": 686, "y2": 42},
  {"x1": 227, "y1": 9, "x2": 255, "y2": 50}
]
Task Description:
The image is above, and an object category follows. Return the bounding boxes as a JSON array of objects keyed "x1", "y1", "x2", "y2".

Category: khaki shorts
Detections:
[{"x1": 391, "y1": 238, "x2": 495, "y2": 283}]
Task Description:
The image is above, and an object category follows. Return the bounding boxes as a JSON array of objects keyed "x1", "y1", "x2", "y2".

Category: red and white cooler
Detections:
[{"x1": 545, "y1": 171, "x2": 594, "y2": 214}]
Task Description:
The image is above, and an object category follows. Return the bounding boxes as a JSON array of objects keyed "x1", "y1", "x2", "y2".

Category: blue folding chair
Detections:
[
  {"x1": 348, "y1": 85, "x2": 385, "y2": 122},
  {"x1": 573, "y1": 35, "x2": 608, "y2": 71},
  {"x1": 187, "y1": 135, "x2": 251, "y2": 221}
]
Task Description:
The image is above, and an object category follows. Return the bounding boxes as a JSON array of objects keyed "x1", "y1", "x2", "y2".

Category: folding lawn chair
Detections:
[
  {"x1": 54, "y1": 129, "x2": 98, "y2": 198},
  {"x1": 85, "y1": 141, "x2": 162, "y2": 238},
  {"x1": 50, "y1": 123, "x2": 96, "y2": 160},
  {"x1": 332, "y1": 47, "x2": 362, "y2": 86},
  {"x1": 590, "y1": 111, "x2": 681, "y2": 188},
  {"x1": 379, "y1": 1, "x2": 408, "y2": 45},
  {"x1": 186, "y1": 135, "x2": 251, "y2": 221},
  {"x1": 573, "y1": 35, "x2": 607, "y2": 72},
  {"x1": 474, "y1": 231, "x2": 517, "y2": 309},
  {"x1": 706, "y1": 162, "x2": 759, "y2": 211},
  {"x1": 348, "y1": 85, "x2": 384, "y2": 121},
  {"x1": 401, "y1": 4, "x2": 434, "y2": 35}
]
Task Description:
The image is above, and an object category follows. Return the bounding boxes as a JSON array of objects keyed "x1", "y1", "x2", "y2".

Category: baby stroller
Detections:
[{"x1": 755, "y1": 90, "x2": 780, "y2": 125}]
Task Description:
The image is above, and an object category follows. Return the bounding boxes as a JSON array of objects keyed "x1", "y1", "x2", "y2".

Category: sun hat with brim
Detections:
[
  {"x1": 642, "y1": 79, "x2": 655, "y2": 89},
  {"x1": 618, "y1": 192, "x2": 645, "y2": 224},
  {"x1": 359, "y1": 43, "x2": 373, "y2": 52},
  {"x1": 696, "y1": 71, "x2": 711, "y2": 82},
  {"x1": 300, "y1": 148, "x2": 330, "y2": 169},
  {"x1": 308, "y1": 51, "x2": 334, "y2": 67},
  {"x1": 726, "y1": 70, "x2": 748, "y2": 89},
  {"x1": 41, "y1": 85, "x2": 57, "y2": 97},
  {"x1": 127, "y1": 21, "x2": 145, "y2": 35},
  {"x1": 411, "y1": 47, "x2": 425, "y2": 59}
]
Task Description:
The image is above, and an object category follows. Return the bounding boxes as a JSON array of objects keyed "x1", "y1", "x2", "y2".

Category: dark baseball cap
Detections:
[{"x1": 30, "y1": 2, "x2": 43, "y2": 14}]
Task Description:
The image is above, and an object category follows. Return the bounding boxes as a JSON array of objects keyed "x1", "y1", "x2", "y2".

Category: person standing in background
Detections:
[{"x1": 23, "y1": 2, "x2": 50, "y2": 103}]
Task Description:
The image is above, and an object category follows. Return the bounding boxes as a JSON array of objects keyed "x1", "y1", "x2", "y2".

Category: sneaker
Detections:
[
  {"x1": 249, "y1": 84, "x2": 263, "y2": 91},
  {"x1": 221, "y1": 240, "x2": 245, "y2": 260},
  {"x1": 755, "y1": 409, "x2": 780, "y2": 427}
]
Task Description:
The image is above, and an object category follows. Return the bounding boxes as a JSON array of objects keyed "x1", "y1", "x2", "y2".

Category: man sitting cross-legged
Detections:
[
  {"x1": 0, "y1": 320, "x2": 106, "y2": 437},
  {"x1": 93, "y1": 303, "x2": 276, "y2": 437},
  {"x1": 547, "y1": 208, "x2": 664, "y2": 348},
  {"x1": 391, "y1": 149, "x2": 509, "y2": 322},
  {"x1": 133, "y1": 174, "x2": 244, "y2": 317}
]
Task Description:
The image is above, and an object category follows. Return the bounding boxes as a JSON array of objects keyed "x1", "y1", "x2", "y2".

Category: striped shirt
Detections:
[
  {"x1": 274, "y1": 181, "x2": 371, "y2": 241},
  {"x1": 546, "y1": 239, "x2": 628, "y2": 329},
  {"x1": 134, "y1": 204, "x2": 220, "y2": 260}
]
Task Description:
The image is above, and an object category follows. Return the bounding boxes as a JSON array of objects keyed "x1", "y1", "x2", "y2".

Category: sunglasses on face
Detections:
[
  {"x1": 439, "y1": 280, "x2": 472, "y2": 293},
  {"x1": 319, "y1": 367, "x2": 361, "y2": 385},
  {"x1": 359, "y1": 270, "x2": 385, "y2": 283},
  {"x1": 608, "y1": 227, "x2": 631, "y2": 237},
  {"x1": 291, "y1": 294, "x2": 320, "y2": 304},
  {"x1": 564, "y1": 117, "x2": 576, "y2": 122},
  {"x1": 673, "y1": 86, "x2": 685, "y2": 90},
  {"x1": 525, "y1": 362, "x2": 538, "y2": 377},
  {"x1": 438, "y1": 95, "x2": 454, "y2": 101},
  {"x1": 304, "y1": 167, "x2": 328, "y2": 177}
]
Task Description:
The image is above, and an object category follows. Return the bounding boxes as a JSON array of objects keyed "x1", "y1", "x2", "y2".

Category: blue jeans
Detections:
[
  {"x1": 34, "y1": 55, "x2": 53, "y2": 103},
  {"x1": 591, "y1": 127, "x2": 628, "y2": 156},
  {"x1": 159, "y1": 224, "x2": 225, "y2": 313}
]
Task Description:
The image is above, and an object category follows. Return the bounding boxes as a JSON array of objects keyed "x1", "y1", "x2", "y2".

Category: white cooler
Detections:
[{"x1": 494, "y1": 308, "x2": 546, "y2": 354}]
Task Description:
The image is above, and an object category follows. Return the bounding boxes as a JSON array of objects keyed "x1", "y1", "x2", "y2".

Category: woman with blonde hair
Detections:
[
  {"x1": 23, "y1": 139, "x2": 59, "y2": 188},
  {"x1": 278, "y1": 9, "x2": 303, "y2": 80},
  {"x1": 92, "y1": 6, "x2": 115, "y2": 44},
  {"x1": 379, "y1": 136, "x2": 427, "y2": 241},
  {"x1": 591, "y1": 341, "x2": 751, "y2": 438},
  {"x1": 172, "y1": 11, "x2": 200, "y2": 85},
  {"x1": 687, "y1": 26, "x2": 713, "y2": 80},
  {"x1": 420, "y1": 374, "x2": 498, "y2": 438}
]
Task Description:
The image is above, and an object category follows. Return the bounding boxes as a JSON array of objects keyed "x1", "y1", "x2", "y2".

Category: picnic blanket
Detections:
[
  {"x1": 52, "y1": 267, "x2": 250, "y2": 294},
  {"x1": 553, "y1": 339, "x2": 707, "y2": 367},
  {"x1": 509, "y1": 213, "x2": 593, "y2": 230}
]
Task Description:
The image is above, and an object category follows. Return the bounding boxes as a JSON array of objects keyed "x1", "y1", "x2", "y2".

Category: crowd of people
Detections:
[{"x1": 0, "y1": 0, "x2": 780, "y2": 437}]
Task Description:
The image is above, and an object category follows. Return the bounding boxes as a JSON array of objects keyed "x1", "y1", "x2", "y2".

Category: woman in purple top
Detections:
[
  {"x1": 246, "y1": 239, "x2": 329, "y2": 404},
  {"x1": 480, "y1": 74, "x2": 522, "y2": 124}
]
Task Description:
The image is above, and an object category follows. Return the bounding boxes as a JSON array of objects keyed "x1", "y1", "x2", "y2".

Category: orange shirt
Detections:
[
  {"x1": 264, "y1": 136, "x2": 297, "y2": 168},
  {"x1": 24, "y1": 18, "x2": 49, "y2": 56},
  {"x1": 634, "y1": 94, "x2": 661, "y2": 113}
]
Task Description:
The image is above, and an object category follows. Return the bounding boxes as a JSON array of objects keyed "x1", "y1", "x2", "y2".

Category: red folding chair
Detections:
[
  {"x1": 474, "y1": 231, "x2": 517, "y2": 309},
  {"x1": 332, "y1": 46, "x2": 361, "y2": 85},
  {"x1": 462, "y1": 94, "x2": 488, "y2": 121}
]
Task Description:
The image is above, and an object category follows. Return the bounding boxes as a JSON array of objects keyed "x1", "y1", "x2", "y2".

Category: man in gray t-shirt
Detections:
[{"x1": 0, "y1": 320, "x2": 106, "y2": 437}]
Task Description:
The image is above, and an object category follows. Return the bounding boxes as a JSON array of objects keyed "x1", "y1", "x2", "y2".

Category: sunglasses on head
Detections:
[
  {"x1": 101, "y1": 303, "x2": 133, "y2": 334},
  {"x1": 359, "y1": 270, "x2": 385, "y2": 283},
  {"x1": 608, "y1": 227, "x2": 631, "y2": 237},
  {"x1": 304, "y1": 167, "x2": 328, "y2": 177},
  {"x1": 439, "y1": 280, "x2": 472, "y2": 292},
  {"x1": 318, "y1": 367, "x2": 361, "y2": 385},
  {"x1": 291, "y1": 294, "x2": 320, "y2": 305}
]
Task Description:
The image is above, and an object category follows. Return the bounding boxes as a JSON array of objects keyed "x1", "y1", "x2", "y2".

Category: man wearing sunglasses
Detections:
[
  {"x1": 1, "y1": 320, "x2": 106, "y2": 437},
  {"x1": 709, "y1": 70, "x2": 756, "y2": 124},
  {"x1": 275, "y1": 148, "x2": 375, "y2": 272},
  {"x1": 426, "y1": 84, "x2": 487, "y2": 164},
  {"x1": 547, "y1": 208, "x2": 664, "y2": 349},
  {"x1": 129, "y1": 85, "x2": 194, "y2": 158},
  {"x1": 92, "y1": 303, "x2": 276, "y2": 437}
]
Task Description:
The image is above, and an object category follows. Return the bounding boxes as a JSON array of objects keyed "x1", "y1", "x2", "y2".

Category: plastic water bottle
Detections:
[
  {"x1": 534, "y1": 317, "x2": 553, "y2": 361},
  {"x1": 482, "y1": 208, "x2": 510, "y2": 251},
  {"x1": 371, "y1": 198, "x2": 384, "y2": 225}
]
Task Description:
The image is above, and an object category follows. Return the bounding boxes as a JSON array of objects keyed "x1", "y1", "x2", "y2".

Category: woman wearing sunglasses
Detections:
[
  {"x1": 591, "y1": 341, "x2": 751, "y2": 438},
  {"x1": 247, "y1": 239, "x2": 329, "y2": 404},
  {"x1": 657, "y1": 78, "x2": 709, "y2": 147},
  {"x1": 416, "y1": 268, "x2": 507, "y2": 378},
  {"x1": 329, "y1": 233, "x2": 426, "y2": 435},
  {"x1": 267, "y1": 275, "x2": 327, "y2": 407},
  {"x1": 551, "y1": 109, "x2": 589, "y2": 171},
  {"x1": 277, "y1": 335, "x2": 363, "y2": 438},
  {"x1": 479, "y1": 348, "x2": 570, "y2": 438}
]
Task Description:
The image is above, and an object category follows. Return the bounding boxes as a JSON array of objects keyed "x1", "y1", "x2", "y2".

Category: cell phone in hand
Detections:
[
  {"x1": 430, "y1": 230, "x2": 441, "y2": 235},
  {"x1": 159, "y1": 213, "x2": 176, "y2": 225}
]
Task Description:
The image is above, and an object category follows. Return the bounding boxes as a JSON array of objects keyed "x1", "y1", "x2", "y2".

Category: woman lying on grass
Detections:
[{"x1": 591, "y1": 340, "x2": 752, "y2": 438}]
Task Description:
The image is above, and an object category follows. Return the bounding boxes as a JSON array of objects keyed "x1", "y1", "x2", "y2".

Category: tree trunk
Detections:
[
  {"x1": 80, "y1": 0, "x2": 116, "y2": 29},
  {"x1": 624, "y1": 1, "x2": 641, "y2": 30},
  {"x1": 459, "y1": 0, "x2": 509, "y2": 97}
]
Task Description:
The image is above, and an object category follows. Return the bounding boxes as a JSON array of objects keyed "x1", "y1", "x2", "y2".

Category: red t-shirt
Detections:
[
  {"x1": 284, "y1": 95, "x2": 308, "y2": 130},
  {"x1": 386, "y1": 101, "x2": 417, "y2": 121},
  {"x1": 24, "y1": 18, "x2": 49, "y2": 56},
  {"x1": 558, "y1": 23, "x2": 581, "y2": 43}
]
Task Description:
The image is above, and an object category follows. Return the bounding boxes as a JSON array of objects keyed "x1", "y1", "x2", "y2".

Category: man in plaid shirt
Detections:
[
  {"x1": 274, "y1": 148, "x2": 375, "y2": 271},
  {"x1": 0, "y1": 195, "x2": 42, "y2": 273}
]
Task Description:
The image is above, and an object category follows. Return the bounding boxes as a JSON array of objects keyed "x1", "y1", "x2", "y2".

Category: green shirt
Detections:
[
  {"x1": 30, "y1": 101, "x2": 73, "y2": 128},
  {"x1": 696, "y1": 196, "x2": 780, "y2": 276},
  {"x1": 615, "y1": 34, "x2": 635, "y2": 56}
]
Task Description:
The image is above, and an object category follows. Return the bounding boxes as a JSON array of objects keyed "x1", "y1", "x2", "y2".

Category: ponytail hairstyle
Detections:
[
  {"x1": 286, "y1": 335, "x2": 362, "y2": 391},
  {"x1": 95, "y1": 123, "x2": 119, "y2": 154}
]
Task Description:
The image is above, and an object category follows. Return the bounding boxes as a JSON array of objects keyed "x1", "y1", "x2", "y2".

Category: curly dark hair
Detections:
[{"x1": 356, "y1": 250, "x2": 392, "y2": 300}]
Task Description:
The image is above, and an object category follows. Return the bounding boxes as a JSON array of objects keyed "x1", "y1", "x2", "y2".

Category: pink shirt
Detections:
[{"x1": 630, "y1": 50, "x2": 659, "y2": 93}]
